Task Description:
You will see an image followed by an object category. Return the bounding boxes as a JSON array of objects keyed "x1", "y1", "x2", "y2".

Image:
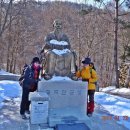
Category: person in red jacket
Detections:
[{"x1": 20, "y1": 57, "x2": 41, "y2": 119}]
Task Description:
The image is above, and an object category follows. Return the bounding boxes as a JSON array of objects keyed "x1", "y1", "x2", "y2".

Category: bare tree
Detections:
[
  {"x1": 0, "y1": 0, "x2": 13, "y2": 37},
  {"x1": 0, "y1": 0, "x2": 130, "y2": 87}
]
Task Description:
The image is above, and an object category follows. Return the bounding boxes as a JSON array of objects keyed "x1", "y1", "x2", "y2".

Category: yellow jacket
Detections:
[{"x1": 76, "y1": 66, "x2": 98, "y2": 90}]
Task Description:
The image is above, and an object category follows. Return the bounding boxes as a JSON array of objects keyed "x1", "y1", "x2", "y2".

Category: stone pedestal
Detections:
[
  {"x1": 29, "y1": 92, "x2": 49, "y2": 124},
  {"x1": 38, "y1": 77, "x2": 88, "y2": 127}
]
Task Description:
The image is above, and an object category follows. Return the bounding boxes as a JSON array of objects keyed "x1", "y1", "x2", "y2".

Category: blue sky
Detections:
[
  {"x1": 45, "y1": 0, "x2": 99, "y2": 4},
  {"x1": 13, "y1": 0, "x2": 96, "y2": 4},
  {"x1": 12, "y1": 0, "x2": 127, "y2": 9},
  {"x1": 42, "y1": 0, "x2": 108, "y2": 7},
  {"x1": 42, "y1": 0, "x2": 117, "y2": 9},
  {"x1": 47, "y1": 0, "x2": 127, "y2": 9}
]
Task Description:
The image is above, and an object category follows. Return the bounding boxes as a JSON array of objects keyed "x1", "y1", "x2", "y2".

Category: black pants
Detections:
[
  {"x1": 88, "y1": 90, "x2": 95, "y2": 102},
  {"x1": 20, "y1": 88, "x2": 30, "y2": 115},
  {"x1": 87, "y1": 90, "x2": 95, "y2": 113}
]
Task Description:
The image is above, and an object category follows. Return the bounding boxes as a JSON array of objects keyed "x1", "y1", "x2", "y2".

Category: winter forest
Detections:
[{"x1": 1, "y1": 0, "x2": 130, "y2": 87}]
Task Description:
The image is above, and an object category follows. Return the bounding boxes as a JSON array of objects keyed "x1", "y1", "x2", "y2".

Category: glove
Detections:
[
  {"x1": 82, "y1": 79, "x2": 89, "y2": 82},
  {"x1": 35, "y1": 79, "x2": 41, "y2": 84},
  {"x1": 38, "y1": 78, "x2": 41, "y2": 81}
]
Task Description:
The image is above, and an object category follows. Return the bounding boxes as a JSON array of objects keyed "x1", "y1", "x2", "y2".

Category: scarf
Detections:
[{"x1": 33, "y1": 65, "x2": 40, "y2": 80}]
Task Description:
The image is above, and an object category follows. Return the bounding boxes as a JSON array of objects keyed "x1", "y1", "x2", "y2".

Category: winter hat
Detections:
[
  {"x1": 82, "y1": 57, "x2": 91, "y2": 64},
  {"x1": 32, "y1": 57, "x2": 40, "y2": 64}
]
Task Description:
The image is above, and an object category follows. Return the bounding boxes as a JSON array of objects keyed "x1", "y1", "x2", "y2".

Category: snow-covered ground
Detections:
[
  {"x1": 0, "y1": 80, "x2": 21, "y2": 108},
  {"x1": 95, "y1": 92, "x2": 130, "y2": 130},
  {"x1": 0, "y1": 71, "x2": 130, "y2": 129},
  {"x1": 96, "y1": 86, "x2": 130, "y2": 130},
  {"x1": 100, "y1": 86, "x2": 130, "y2": 95},
  {"x1": 0, "y1": 70, "x2": 18, "y2": 75}
]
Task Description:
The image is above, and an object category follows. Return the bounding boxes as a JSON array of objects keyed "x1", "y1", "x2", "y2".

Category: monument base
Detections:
[{"x1": 38, "y1": 77, "x2": 88, "y2": 127}]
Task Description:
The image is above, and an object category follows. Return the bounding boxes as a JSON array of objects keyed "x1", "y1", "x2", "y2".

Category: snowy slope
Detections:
[
  {"x1": 0, "y1": 70, "x2": 130, "y2": 130},
  {"x1": 100, "y1": 86, "x2": 130, "y2": 95},
  {"x1": 0, "y1": 80, "x2": 21, "y2": 108},
  {"x1": 95, "y1": 92, "x2": 130, "y2": 130},
  {"x1": 0, "y1": 70, "x2": 16, "y2": 75}
]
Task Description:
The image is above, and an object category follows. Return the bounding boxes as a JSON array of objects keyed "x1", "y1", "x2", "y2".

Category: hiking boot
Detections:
[
  {"x1": 25, "y1": 110, "x2": 30, "y2": 114},
  {"x1": 87, "y1": 112, "x2": 93, "y2": 117},
  {"x1": 21, "y1": 114, "x2": 27, "y2": 119}
]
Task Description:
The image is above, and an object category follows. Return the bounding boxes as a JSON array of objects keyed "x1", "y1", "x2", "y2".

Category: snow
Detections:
[
  {"x1": 98, "y1": 86, "x2": 130, "y2": 130},
  {"x1": 49, "y1": 76, "x2": 71, "y2": 81},
  {"x1": 50, "y1": 39, "x2": 68, "y2": 45},
  {"x1": 0, "y1": 70, "x2": 130, "y2": 129},
  {"x1": 95, "y1": 92, "x2": 130, "y2": 116},
  {"x1": 0, "y1": 70, "x2": 15, "y2": 75},
  {"x1": 100, "y1": 86, "x2": 116, "y2": 92},
  {"x1": 52, "y1": 49, "x2": 70, "y2": 55},
  {"x1": 111, "y1": 88, "x2": 130, "y2": 94},
  {"x1": 49, "y1": 40, "x2": 71, "y2": 55},
  {"x1": 100, "y1": 86, "x2": 130, "y2": 95},
  {"x1": 0, "y1": 80, "x2": 21, "y2": 108}
]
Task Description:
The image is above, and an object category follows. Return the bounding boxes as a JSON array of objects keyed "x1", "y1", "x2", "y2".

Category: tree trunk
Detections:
[{"x1": 114, "y1": 0, "x2": 119, "y2": 88}]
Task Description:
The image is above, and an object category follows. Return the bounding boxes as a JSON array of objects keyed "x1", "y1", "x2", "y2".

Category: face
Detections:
[
  {"x1": 34, "y1": 62, "x2": 40, "y2": 67},
  {"x1": 83, "y1": 64, "x2": 89, "y2": 67},
  {"x1": 53, "y1": 20, "x2": 62, "y2": 30}
]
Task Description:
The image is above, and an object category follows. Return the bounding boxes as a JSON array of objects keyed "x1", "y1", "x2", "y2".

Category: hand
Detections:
[
  {"x1": 35, "y1": 79, "x2": 41, "y2": 83},
  {"x1": 38, "y1": 78, "x2": 41, "y2": 81},
  {"x1": 35, "y1": 80, "x2": 38, "y2": 84},
  {"x1": 44, "y1": 74, "x2": 52, "y2": 80},
  {"x1": 71, "y1": 75, "x2": 78, "y2": 81},
  {"x1": 86, "y1": 79, "x2": 89, "y2": 82},
  {"x1": 78, "y1": 77, "x2": 82, "y2": 80},
  {"x1": 82, "y1": 79, "x2": 89, "y2": 82}
]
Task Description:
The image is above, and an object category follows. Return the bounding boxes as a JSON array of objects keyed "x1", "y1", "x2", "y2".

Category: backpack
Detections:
[
  {"x1": 19, "y1": 64, "x2": 39, "y2": 92},
  {"x1": 90, "y1": 68, "x2": 99, "y2": 91},
  {"x1": 90, "y1": 68, "x2": 97, "y2": 84},
  {"x1": 19, "y1": 64, "x2": 28, "y2": 86}
]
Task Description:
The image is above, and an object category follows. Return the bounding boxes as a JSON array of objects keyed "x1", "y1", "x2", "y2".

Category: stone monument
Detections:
[{"x1": 29, "y1": 19, "x2": 89, "y2": 128}]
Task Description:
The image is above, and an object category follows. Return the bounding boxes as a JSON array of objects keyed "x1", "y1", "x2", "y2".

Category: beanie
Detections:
[
  {"x1": 82, "y1": 57, "x2": 91, "y2": 64},
  {"x1": 32, "y1": 57, "x2": 40, "y2": 64}
]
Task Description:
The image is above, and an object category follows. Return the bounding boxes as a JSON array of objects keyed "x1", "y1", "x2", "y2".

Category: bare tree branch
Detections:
[{"x1": 0, "y1": 0, "x2": 13, "y2": 37}]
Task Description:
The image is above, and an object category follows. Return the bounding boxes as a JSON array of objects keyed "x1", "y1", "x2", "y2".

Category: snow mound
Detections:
[
  {"x1": 50, "y1": 39, "x2": 68, "y2": 45},
  {"x1": 52, "y1": 49, "x2": 71, "y2": 55},
  {"x1": 49, "y1": 76, "x2": 71, "y2": 81},
  {"x1": 0, "y1": 70, "x2": 15, "y2": 75}
]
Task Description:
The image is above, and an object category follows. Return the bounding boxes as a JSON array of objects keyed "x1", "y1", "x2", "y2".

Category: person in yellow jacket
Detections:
[{"x1": 76, "y1": 57, "x2": 98, "y2": 117}]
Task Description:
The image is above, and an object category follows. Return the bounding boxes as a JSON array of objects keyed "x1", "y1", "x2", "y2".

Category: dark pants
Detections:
[
  {"x1": 20, "y1": 88, "x2": 30, "y2": 115},
  {"x1": 87, "y1": 90, "x2": 95, "y2": 113}
]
